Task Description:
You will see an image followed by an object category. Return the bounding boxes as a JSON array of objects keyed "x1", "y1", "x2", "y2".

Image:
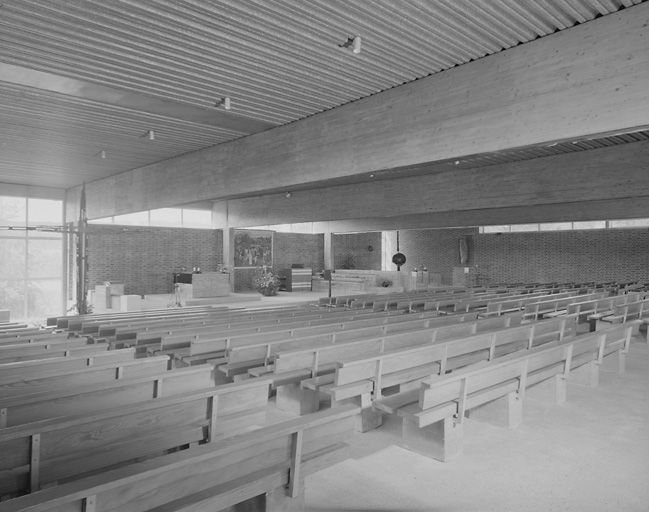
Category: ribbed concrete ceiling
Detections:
[{"x1": 0, "y1": 0, "x2": 645, "y2": 190}]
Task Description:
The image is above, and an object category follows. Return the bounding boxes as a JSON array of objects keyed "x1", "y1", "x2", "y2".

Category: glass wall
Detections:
[{"x1": 0, "y1": 195, "x2": 64, "y2": 324}]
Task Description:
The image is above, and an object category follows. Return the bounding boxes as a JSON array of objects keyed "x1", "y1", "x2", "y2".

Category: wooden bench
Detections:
[
  {"x1": 314, "y1": 315, "x2": 575, "y2": 429},
  {"x1": 191, "y1": 310, "x2": 456, "y2": 377},
  {"x1": 0, "y1": 404, "x2": 358, "y2": 512},
  {"x1": 0, "y1": 339, "x2": 107, "y2": 364},
  {"x1": 558, "y1": 294, "x2": 641, "y2": 328},
  {"x1": 0, "y1": 355, "x2": 170, "y2": 401},
  {"x1": 522, "y1": 292, "x2": 609, "y2": 321},
  {"x1": 0, "y1": 348, "x2": 137, "y2": 384},
  {"x1": 0, "y1": 377, "x2": 272, "y2": 497},
  {"x1": 383, "y1": 321, "x2": 633, "y2": 462},
  {"x1": 48, "y1": 305, "x2": 229, "y2": 330},
  {"x1": 224, "y1": 311, "x2": 476, "y2": 369},
  {"x1": 0, "y1": 364, "x2": 215, "y2": 428},
  {"x1": 478, "y1": 290, "x2": 587, "y2": 318},
  {"x1": 0, "y1": 332, "x2": 73, "y2": 346},
  {"x1": 588, "y1": 298, "x2": 649, "y2": 329},
  {"x1": 274, "y1": 313, "x2": 543, "y2": 416}
]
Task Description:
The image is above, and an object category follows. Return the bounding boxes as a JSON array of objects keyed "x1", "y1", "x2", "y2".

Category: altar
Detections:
[{"x1": 175, "y1": 272, "x2": 230, "y2": 298}]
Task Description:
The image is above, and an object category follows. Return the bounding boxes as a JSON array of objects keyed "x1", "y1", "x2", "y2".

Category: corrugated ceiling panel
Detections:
[
  {"x1": 1, "y1": 0, "x2": 644, "y2": 124},
  {"x1": 0, "y1": 0, "x2": 645, "y2": 189}
]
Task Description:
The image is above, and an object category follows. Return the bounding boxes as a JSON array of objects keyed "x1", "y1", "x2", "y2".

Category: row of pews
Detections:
[
  {"x1": 1, "y1": 283, "x2": 647, "y2": 511},
  {"x1": 0, "y1": 305, "x2": 361, "y2": 511}
]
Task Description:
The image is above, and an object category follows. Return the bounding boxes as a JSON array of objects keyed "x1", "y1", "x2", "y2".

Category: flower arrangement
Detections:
[{"x1": 254, "y1": 267, "x2": 280, "y2": 296}]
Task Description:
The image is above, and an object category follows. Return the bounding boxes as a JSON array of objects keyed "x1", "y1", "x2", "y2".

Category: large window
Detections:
[{"x1": 0, "y1": 195, "x2": 64, "y2": 324}]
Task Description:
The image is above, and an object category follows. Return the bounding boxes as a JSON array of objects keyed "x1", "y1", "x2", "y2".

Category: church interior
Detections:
[{"x1": 1, "y1": 1, "x2": 648, "y2": 511}]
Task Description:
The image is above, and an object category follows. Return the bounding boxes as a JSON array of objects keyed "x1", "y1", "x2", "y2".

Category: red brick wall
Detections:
[
  {"x1": 474, "y1": 228, "x2": 649, "y2": 284},
  {"x1": 87, "y1": 225, "x2": 223, "y2": 295},
  {"x1": 333, "y1": 232, "x2": 382, "y2": 270}
]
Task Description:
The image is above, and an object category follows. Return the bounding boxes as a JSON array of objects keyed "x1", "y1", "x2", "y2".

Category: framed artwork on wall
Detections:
[{"x1": 234, "y1": 229, "x2": 273, "y2": 267}]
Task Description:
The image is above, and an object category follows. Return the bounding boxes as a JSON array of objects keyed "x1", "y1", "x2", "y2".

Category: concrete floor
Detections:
[{"x1": 305, "y1": 335, "x2": 649, "y2": 512}]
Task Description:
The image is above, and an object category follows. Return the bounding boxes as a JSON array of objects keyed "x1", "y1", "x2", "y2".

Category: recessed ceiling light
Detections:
[
  {"x1": 339, "y1": 35, "x2": 362, "y2": 54},
  {"x1": 215, "y1": 97, "x2": 231, "y2": 110}
]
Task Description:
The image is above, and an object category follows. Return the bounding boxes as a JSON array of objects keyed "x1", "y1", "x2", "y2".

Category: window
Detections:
[
  {"x1": 113, "y1": 211, "x2": 149, "y2": 226},
  {"x1": 481, "y1": 225, "x2": 510, "y2": 233},
  {"x1": 182, "y1": 209, "x2": 212, "y2": 228},
  {"x1": 539, "y1": 222, "x2": 572, "y2": 231},
  {"x1": 572, "y1": 220, "x2": 606, "y2": 230},
  {"x1": 149, "y1": 208, "x2": 182, "y2": 227},
  {"x1": 509, "y1": 224, "x2": 539, "y2": 232},
  {"x1": 609, "y1": 218, "x2": 649, "y2": 228},
  {"x1": 0, "y1": 194, "x2": 64, "y2": 324}
]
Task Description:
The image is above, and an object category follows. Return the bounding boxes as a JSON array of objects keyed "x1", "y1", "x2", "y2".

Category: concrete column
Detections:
[
  {"x1": 323, "y1": 232, "x2": 334, "y2": 270},
  {"x1": 222, "y1": 227, "x2": 236, "y2": 292}
]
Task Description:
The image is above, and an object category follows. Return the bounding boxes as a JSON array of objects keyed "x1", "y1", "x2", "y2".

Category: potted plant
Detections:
[{"x1": 254, "y1": 267, "x2": 280, "y2": 296}]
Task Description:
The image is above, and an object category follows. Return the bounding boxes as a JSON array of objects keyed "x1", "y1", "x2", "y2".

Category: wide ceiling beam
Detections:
[
  {"x1": 77, "y1": 3, "x2": 649, "y2": 218},
  {"x1": 304, "y1": 197, "x2": 649, "y2": 234},
  {"x1": 221, "y1": 140, "x2": 649, "y2": 228}
]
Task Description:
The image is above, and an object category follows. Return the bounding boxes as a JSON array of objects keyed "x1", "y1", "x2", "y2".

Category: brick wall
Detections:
[
  {"x1": 396, "y1": 228, "x2": 478, "y2": 284},
  {"x1": 87, "y1": 225, "x2": 223, "y2": 295},
  {"x1": 474, "y1": 228, "x2": 649, "y2": 284},
  {"x1": 333, "y1": 232, "x2": 382, "y2": 270},
  {"x1": 272, "y1": 232, "x2": 324, "y2": 274}
]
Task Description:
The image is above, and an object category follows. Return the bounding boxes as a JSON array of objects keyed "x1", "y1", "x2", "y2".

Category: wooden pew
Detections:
[
  {"x1": 0, "y1": 356, "x2": 170, "y2": 401},
  {"x1": 225, "y1": 312, "x2": 478, "y2": 369},
  {"x1": 522, "y1": 291, "x2": 610, "y2": 320},
  {"x1": 0, "y1": 339, "x2": 106, "y2": 364},
  {"x1": 0, "y1": 404, "x2": 358, "y2": 512},
  {"x1": 386, "y1": 322, "x2": 633, "y2": 462},
  {"x1": 589, "y1": 298, "x2": 649, "y2": 329},
  {"x1": 0, "y1": 364, "x2": 215, "y2": 428},
  {"x1": 113, "y1": 306, "x2": 401, "y2": 349},
  {"x1": 0, "y1": 378, "x2": 272, "y2": 497},
  {"x1": 559, "y1": 294, "x2": 641, "y2": 329},
  {"x1": 172, "y1": 310, "x2": 453, "y2": 372},
  {"x1": 0, "y1": 348, "x2": 137, "y2": 384},
  {"x1": 0, "y1": 332, "x2": 73, "y2": 346},
  {"x1": 478, "y1": 289, "x2": 586, "y2": 317},
  {"x1": 315, "y1": 315, "x2": 575, "y2": 428},
  {"x1": 273, "y1": 313, "x2": 535, "y2": 416},
  {"x1": 47, "y1": 305, "x2": 229, "y2": 330}
]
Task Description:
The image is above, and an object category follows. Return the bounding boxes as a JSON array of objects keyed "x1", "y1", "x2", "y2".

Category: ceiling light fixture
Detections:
[
  {"x1": 215, "y1": 97, "x2": 231, "y2": 110},
  {"x1": 339, "y1": 35, "x2": 362, "y2": 54}
]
